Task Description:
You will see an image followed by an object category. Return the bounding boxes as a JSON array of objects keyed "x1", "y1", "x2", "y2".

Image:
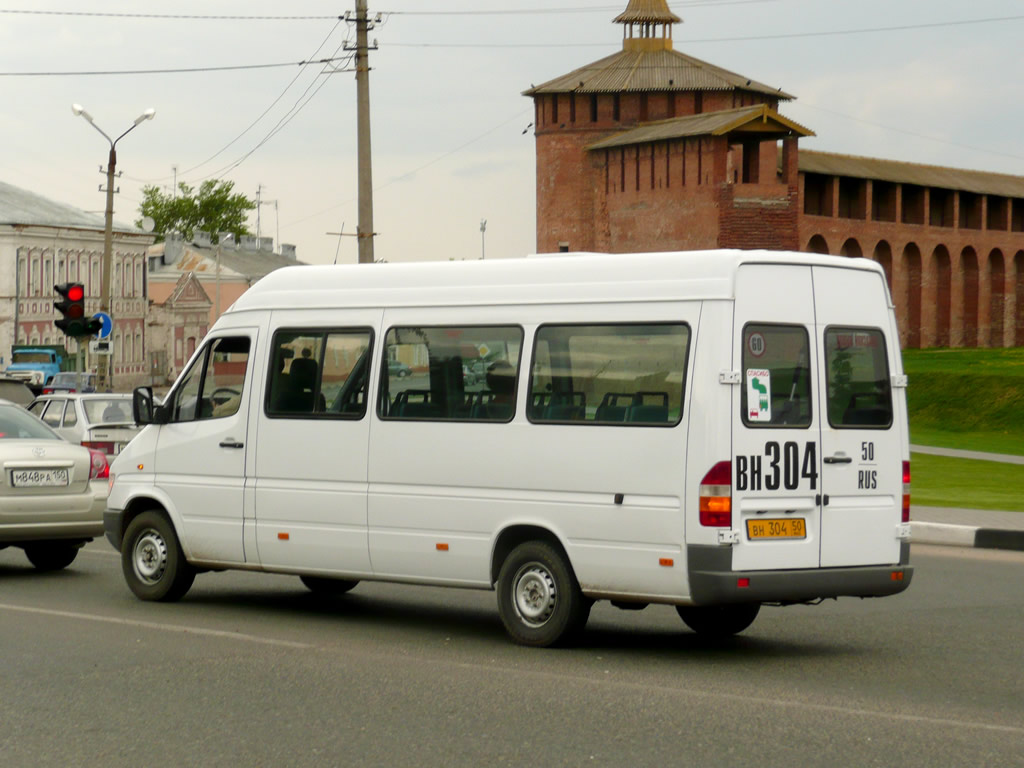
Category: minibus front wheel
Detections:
[
  {"x1": 497, "y1": 541, "x2": 590, "y2": 647},
  {"x1": 122, "y1": 510, "x2": 196, "y2": 602}
]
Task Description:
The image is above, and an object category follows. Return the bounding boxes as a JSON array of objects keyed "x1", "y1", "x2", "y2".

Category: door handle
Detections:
[
  {"x1": 219, "y1": 439, "x2": 244, "y2": 449},
  {"x1": 823, "y1": 455, "x2": 852, "y2": 464}
]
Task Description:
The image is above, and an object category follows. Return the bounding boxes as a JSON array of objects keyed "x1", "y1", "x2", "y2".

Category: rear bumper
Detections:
[
  {"x1": 0, "y1": 520, "x2": 101, "y2": 543},
  {"x1": 687, "y1": 543, "x2": 913, "y2": 605}
]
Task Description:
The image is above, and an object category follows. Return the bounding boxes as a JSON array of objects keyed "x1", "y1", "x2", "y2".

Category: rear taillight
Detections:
[
  {"x1": 699, "y1": 461, "x2": 732, "y2": 527},
  {"x1": 83, "y1": 440, "x2": 115, "y2": 454},
  {"x1": 88, "y1": 448, "x2": 109, "y2": 480},
  {"x1": 902, "y1": 460, "x2": 911, "y2": 523}
]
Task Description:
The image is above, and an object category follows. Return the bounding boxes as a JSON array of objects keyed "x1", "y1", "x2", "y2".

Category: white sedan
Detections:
[
  {"x1": 28, "y1": 393, "x2": 140, "y2": 457},
  {"x1": 0, "y1": 399, "x2": 109, "y2": 570}
]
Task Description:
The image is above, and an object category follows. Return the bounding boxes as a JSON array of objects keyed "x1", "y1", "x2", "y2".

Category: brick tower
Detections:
[{"x1": 524, "y1": 0, "x2": 813, "y2": 254}]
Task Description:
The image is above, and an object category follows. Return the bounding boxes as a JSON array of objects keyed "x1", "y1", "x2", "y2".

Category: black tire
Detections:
[
  {"x1": 24, "y1": 542, "x2": 80, "y2": 571},
  {"x1": 300, "y1": 575, "x2": 359, "y2": 595},
  {"x1": 496, "y1": 541, "x2": 589, "y2": 647},
  {"x1": 121, "y1": 510, "x2": 196, "y2": 602},
  {"x1": 676, "y1": 603, "x2": 760, "y2": 638}
]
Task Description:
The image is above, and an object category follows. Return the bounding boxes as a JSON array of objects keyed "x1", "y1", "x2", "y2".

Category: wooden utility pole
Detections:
[{"x1": 354, "y1": 0, "x2": 376, "y2": 263}]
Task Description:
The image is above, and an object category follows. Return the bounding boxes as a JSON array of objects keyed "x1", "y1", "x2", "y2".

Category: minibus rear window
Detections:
[
  {"x1": 741, "y1": 324, "x2": 812, "y2": 428},
  {"x1": 824, "y1": 327, "x2": 893, "y2": 429},
  {"x1": 528, "y1": 323, "x2": 689, "y2": 426}
]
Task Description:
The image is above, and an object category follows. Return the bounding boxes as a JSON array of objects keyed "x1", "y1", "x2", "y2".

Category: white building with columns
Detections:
[{"x1": 0, "y1": 180, "x2": 154, "y2": 380}]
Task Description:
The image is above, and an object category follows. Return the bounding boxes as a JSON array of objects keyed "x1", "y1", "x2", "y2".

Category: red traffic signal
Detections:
[{"x1": 54, "y1": 282, "x2": 97, "y2": 337}]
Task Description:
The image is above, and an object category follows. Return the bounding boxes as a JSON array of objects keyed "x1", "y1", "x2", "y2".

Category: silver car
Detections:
[
  {"x1": 28, "y1": 393, "x2": 140, "y2": 457},
  {"x1": 0, "y1": 400, "x2": 109, "y2": 570}
]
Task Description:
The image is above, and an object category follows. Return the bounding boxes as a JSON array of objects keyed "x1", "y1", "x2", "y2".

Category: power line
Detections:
[
  {"x1": 0, "y1": 56, "x2": 350, "y2": 77},
  {"x1": 198, "y1": 49, "x2": 355, "y2": 183},
  {"x1": 0, "y1": 3, "x2": 771, "y2": 20},
  {"x1": 127, "y1": 20, "x2": 348, "y2": 184},
  {"x1": 386, "y1": 14, "x2": 1024, "y2": 47},
  {"x1": 385, "y1": 1, "x2": 775, "y2": 15},
  {"x1": 796, "y1": 101, "x2": 1024, "y2": 165},
  {"x1": 0, "y1": 9, "x2": 340, "y2": 19},
  {"x1": 282, "y1": 108, "x2": 532, "y2": 231}
]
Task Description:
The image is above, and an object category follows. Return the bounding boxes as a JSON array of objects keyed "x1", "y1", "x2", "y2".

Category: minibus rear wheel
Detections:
[
  {"x1": 122, "y1": 510, "x2": 196, "y2": 602},
  {"x1": 300, "y1": 575, "x2": 359, "y2": 595},
  {"x1": 675, "y1": 603, "x2": 760, "y2": 638},
  {"x1": 497, "y1": 541, "x2": 589, "y2": 647}
]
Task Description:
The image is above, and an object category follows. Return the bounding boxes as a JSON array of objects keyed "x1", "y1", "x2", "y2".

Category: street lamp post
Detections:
[{"x1": 71, "y1": 104, "x2": 155, "y2": 392}]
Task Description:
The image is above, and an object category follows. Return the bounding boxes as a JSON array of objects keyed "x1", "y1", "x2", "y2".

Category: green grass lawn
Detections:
[
  {"x1": 903, "y1": 348, "x2": 1024, "y2": 457},
  {"x1": 910, "y1": 452, "x2": 1024, "y2": 513},
  {"x1": 900, "y1": 349, "x2": 1024, "y2": 510}
]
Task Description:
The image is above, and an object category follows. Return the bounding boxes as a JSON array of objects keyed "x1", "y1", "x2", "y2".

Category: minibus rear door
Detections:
[
  {"x1": 812, "y1": 266, "x2": 903, "y2": 567},
  {"x1": 730, "y1": 265, "x2": 823, "y2": 572}
]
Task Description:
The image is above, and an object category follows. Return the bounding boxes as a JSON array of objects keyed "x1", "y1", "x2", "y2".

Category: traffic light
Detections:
[{"x1": 54, "y1": 283, "x2": 102, "y2": 337}]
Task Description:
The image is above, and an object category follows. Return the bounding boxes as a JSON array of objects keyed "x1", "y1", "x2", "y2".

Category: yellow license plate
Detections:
[{"x1": 746, "y1": 518, "x2": 806, "y2": 540}]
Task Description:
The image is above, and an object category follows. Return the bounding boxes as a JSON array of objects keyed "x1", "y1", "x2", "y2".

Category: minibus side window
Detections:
[
  {"x1": 741, "y1": 324, "x2": 812, "y2": 428},
  {"x1": 527, "y1": 323, "x2": 689, "y2": 426},
  {"x1": 824, "y1": 327, "x2": 893, "y2": 429},
  {"x1": 265, "y1": 329, "x2": 373, "y2": 419},
  {"x1": 378, "y1": 326, "x2": 523, "y2": 421},
  {"x1": 170, "y1": 336, "x2": 251, "y2": 422}
]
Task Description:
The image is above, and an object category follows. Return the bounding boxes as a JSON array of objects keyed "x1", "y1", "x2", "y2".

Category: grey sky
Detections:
[{"x1": 1, "y1": 1, "x2": 1022, "y2": 266}]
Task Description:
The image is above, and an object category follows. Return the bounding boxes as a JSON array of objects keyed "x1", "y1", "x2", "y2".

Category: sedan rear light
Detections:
[
  {"x1": 699, "y1": 461, "x2": 732, "y2": 527},
  {"x1": 88, "y1": 448, "x2": 109, "y2": 480},
  {"x1": 83, "y1": 440, "x2": 115, "y2": 454}
]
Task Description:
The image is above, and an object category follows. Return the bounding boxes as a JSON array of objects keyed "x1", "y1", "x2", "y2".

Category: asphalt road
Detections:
[{"x1": 1, "y1": 542, "x2": 1022, "y2": 768}]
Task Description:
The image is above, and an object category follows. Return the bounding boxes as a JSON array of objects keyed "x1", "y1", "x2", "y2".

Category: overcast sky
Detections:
[{"x1": 2, "y1": 0, "x2": 1023, "y2": 266}]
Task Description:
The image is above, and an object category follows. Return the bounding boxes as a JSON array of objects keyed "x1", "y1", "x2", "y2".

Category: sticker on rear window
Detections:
[
  {"x1": 746, "y1": 368, "x2": 771, "y2": 422},
  {"x1": 747, "y1": 332, "x2": 766, "y2": 358}
]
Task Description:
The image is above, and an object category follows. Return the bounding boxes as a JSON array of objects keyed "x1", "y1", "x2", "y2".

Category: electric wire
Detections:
[
  {"x1": 126, "y1": 18, "x2": 347, "y2": 184},
  {"x1": 282, "y1": 108, "x2": 532, "y2": 231},
  {"x1": 0, "y1": 57, "x2": 350, "y2": 77},
  {"x1": 0, "y1": 3, "x2": 772, "y2": 20},
  {"x1": 796, "y1": 101, "x2": 1024, "y2": 165},
  {"x1": 195, "y1": 46, "x2": 355, "y2": 183}
]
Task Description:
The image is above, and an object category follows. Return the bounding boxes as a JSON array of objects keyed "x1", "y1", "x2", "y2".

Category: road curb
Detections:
[{"x1": 911, "y1": 522, "x2": 1024, "y2": 552}]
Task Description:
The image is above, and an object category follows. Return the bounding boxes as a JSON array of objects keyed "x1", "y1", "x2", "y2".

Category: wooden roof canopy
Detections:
[
  {"x1": 587, "y1": 104, "x2": 814, "y2": 151},
  {"x1": 523, "y1": 1, "x2": 793, "y2": 99}
]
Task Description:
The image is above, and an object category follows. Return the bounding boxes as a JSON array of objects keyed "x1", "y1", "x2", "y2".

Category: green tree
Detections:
[{"x1": 135, "y1": 180, "x2": 256, "y2": 243}]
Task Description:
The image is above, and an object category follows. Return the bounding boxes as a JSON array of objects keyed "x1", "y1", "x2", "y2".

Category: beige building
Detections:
[{"x1": 146, "y1": 232, "x2": 301, "y2": 379}]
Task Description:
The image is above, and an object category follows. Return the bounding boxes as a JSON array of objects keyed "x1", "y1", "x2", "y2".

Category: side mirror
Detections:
[{"x1": 133, "y1": 386, "x2": 167, "y2": 425}]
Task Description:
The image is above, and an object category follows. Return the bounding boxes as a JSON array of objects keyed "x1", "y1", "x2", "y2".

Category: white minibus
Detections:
[{"x1": 105, "y1": 250, "x2": 913, "y2": 646}]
